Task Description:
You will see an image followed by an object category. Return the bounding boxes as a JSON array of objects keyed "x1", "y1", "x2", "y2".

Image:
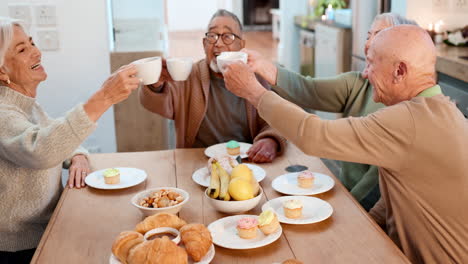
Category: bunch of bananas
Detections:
[{"x1": 208, "y1": 160, "x2": 232, "y2": 201}]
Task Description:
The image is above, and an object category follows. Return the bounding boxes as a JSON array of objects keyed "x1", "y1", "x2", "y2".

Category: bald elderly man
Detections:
[{"x1": 223, "y1": 25, "x2": 468, "y2": 263}]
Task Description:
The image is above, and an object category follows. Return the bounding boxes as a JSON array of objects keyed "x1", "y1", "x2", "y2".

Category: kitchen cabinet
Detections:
[{"x1": 314, "y1": 23, "x2": 351, "y2": 78}]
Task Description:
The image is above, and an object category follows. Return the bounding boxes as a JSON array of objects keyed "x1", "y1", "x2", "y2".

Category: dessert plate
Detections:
[
  {"x1": 208, "y1": 215, "x2": 282, "y2": 249},
  {"x1": 109, "y1": 244, "x2": 215, "y2": 264},
  {"x1": 192, "y1": 163, "x2": 266, "y2": 187},
  {"x1": 85, "y1": 167, "x2": 147, "y2": 190},
  {"x1": 262, "y1": 196, "x2": 333, "y2": 225},
  {"x1": 204, "y1": 142, "x2": 252, "y2": 159},
  {"x1": 272, "y1": 172, "x2": 334, "y2": 196}
]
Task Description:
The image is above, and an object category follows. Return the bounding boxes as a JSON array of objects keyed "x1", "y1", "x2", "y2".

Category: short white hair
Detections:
[
  {"x1": 0, "y1": 17, "x2": 25, "y2": 67},
  {"x1": 374, "y1": 13, "x2": 419, "y2": 27}
]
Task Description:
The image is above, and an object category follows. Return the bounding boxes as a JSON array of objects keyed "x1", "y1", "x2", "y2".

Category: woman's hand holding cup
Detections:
[{"x1": 241, "y1": 48, "x2": 278, "y2": 86}]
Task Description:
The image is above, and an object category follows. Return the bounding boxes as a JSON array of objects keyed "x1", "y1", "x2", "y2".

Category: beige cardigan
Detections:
[
  {"x1": 139, "y1": 59, "x2": 286, "y2": 152},
  {"x1": 257, "y1": 90, "x2": 468, "y2": 264}
]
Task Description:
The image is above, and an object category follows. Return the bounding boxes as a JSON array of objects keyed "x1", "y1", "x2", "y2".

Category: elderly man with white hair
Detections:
[
  {"x1": 242, "y1": 12, "x2": 418, "y2": 210},
  {"x1": 223, "y1": 25, "x2": 468, "y2": 263},
  {"x1": 0, "y1": 18, "x2": 139, "y2": 263}
]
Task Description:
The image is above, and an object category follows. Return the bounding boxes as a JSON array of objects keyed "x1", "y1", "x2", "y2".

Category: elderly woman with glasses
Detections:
[
  {"x1": 139, "y1": 9, "x2": 286, "y2": 163},
  {"x1": 0, "y1": 18, "x2": 139, "y2": 263}
]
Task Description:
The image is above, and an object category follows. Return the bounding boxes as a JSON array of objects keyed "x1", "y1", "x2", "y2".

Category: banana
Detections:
[
  {"x1": 216, "y1": 161, "x2": 231, "y2": 200},
  {"x1": 208, "y1": 163, "x2": 220, "y2": 199},
  {"x1": 223, "y1": 192, "x2": 231, "y2": 201}
]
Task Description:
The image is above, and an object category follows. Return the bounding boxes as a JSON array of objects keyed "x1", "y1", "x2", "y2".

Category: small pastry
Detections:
[
  {"x1": 283, "y1": 200, "x2": 303, "y2": 219},
  {"x1": 112, "y1": 231, "x2": 144, "y2": 264},
  {"x1": 282, "y1": 259, "x2": 304, "y2": 264},
  {"x1": 226, "y1": 140, "x2": 240, "y2": 155},
  {"x1": 135, "y1": 213, "x2": 187, "y2": 234},
  {"x1": 180, "y1": 223, "x2": 213, "y2": 262},
  {"x1": 104, "y1": 168, "x2": 120, "y2": 184},
  {"x1": 258, "y1": 210, "x2": 280, "y2": 235},
  {"x1": 236, "y1": 217, "x2": 258, "y2": 239},
  {"x1": 127, "y1": 236, "x2": 188, "y2": 264},
  {"x1": 297, "y1": 171, "x2": 315, "y2": 188}
]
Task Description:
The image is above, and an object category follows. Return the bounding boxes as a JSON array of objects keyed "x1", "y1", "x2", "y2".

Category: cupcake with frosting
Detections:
[
  {"x1": 283, "y1": 200, "x2": 303, "y2": 219},
  {"x1": 258, "y1": 210, "x2": 280, "y2": 235},
  {"x1": 103, "y1": 168, "x2": 120, "y2": 184},
  {"x1": 236, "y1": 217, "x2": 258, "y2": 239},
  {"x1": 297, "y1": 171, "x2": 315, "y2": 188},
  {"x1": 226, "y1": 140, "x2": 240, "y2": 155}
]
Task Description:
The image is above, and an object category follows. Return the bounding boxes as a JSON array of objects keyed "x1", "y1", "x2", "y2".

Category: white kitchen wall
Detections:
[
  {"x1": 2, "y1": 0, "x2": 115, "y2": 153},
  {"x1": 167, "y1": 0, "x2": 234, "y2": 31},
  {"x1": 278, "y1": 0, "x2": 307, "y2": 72},
  {"x1": 392, "y1": 0, "x2": 467, "y2": 30},
  {"x1": 112, "y1": 0, "x2": 163, "y2": 19}
]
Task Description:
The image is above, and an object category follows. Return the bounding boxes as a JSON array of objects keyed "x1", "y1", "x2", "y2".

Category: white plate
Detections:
[
  {"x1": 204, "y1": 142, "x2": 252, "y2": 159},
  {"x1": 208, "y1": 215, "x2": 282, "y2": 249},
  {"x1": 272, "y1": 172, "x2": 334, "y2": 196},
  {"x1": 192, "y1": 163, "x2": 266, "y2": 187},
  {"x1": 85, "y1": 167, "x2": 147, "y2": 190},
  {"x1": 262, "y1": 196, "x2": 333, "y2": 225},
  {"x1": 109, "y1": 244, "x2": 215, "y2": 264}
]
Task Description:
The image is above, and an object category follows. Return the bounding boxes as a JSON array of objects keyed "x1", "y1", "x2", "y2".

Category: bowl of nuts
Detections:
[{"x1": 131, "y1": 187, "x2": 189, "y2": 216}]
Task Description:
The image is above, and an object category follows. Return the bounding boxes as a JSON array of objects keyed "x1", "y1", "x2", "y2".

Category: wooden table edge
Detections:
[{"x1": 31, "y1": 186, "x2": 71, "y2": 263}]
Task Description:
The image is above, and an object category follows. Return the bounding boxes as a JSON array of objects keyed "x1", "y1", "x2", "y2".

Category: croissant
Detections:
[
  {"x1": 112, "y1": 231, "x2": 144, "y2": 264},
  {"x1": 127, "y1": 236, "x2": 188, "y2": 264},
  {"x1": 180, "y1": 223, "x2": 212, "y2": 262},
  {"x1": 135, "y1": 213, "x2": 187, "y2": 234}
]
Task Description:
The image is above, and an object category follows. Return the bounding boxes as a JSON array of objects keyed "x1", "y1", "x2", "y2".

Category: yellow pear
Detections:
[
  {"x1": 228, "y1": 177, "x2": 254, "y2": 201},
  {"x1": 231, "y1": 164, "x2": 253, "y2": 182}
]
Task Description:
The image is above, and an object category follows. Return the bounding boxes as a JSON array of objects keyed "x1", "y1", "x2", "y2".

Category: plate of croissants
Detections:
[{"x1": 111, "y1": 213, "x2": 214, "y2": 264}]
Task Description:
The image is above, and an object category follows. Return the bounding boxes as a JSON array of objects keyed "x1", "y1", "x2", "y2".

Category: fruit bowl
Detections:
[{"x1": 205, "y1": 187, "x2": 263, "y2": 214}]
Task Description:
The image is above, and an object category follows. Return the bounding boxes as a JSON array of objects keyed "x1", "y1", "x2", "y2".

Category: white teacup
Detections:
[
  {"x1": 216, "y1": 51, "x2": 248, "y2": 74},
  {"x1": 167, "y1": 58, "x2": 193, "y2": 81},
  {"x1": 133, "y1": 56, "x2": 162, "y2": 85}
]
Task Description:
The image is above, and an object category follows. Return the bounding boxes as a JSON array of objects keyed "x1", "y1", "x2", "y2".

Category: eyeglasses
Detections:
[{"x1": 204, "y1": 32, "x2": 242, "y2": 45}]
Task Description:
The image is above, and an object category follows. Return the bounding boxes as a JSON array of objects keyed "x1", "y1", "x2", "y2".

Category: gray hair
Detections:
[
  {"x1": 0, "y1": 17, "x2": 25, "y2": 67},
  {"x1": 208, "y1": 9, "x2": 243, "y2": 32},
  {"x1": 374, "y1": 12, "x2": 419, "y2": 26}
]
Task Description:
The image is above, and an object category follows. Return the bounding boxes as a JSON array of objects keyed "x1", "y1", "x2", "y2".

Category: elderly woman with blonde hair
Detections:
[
  {"x1": 236, "y1": 13, "x2": 418, "y2": 211},
  {"x1": 0, "y1": 18, "x2": 139, "y2": 263}
]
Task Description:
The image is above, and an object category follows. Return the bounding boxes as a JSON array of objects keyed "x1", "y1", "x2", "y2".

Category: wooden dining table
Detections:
[{"x1": 31, "y1": 145, "x2": 410, "y2": 264}]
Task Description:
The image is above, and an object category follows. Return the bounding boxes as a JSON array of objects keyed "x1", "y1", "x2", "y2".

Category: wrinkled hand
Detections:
[
  {"x1": 247, "y1": 138, "x2": 278, "y2": 163},
  {"x1": 150, "y1": 59, "x2": 173, "y2": 88},
  {"x1": 68, "y1": 154, "x2": 90, "y2": 189},
  {"x1": 223, "y1": 62, "x2": 267, "y2": 107},
  {"x1": 241, "y1": 48, "x2": 277, "y2": 85},
  {"x1": 100, "y1": 64, "x2": 140, "y2": 105}
]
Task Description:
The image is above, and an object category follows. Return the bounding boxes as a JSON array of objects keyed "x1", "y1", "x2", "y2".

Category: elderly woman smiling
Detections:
[{"x1": 0, "y1": 18, "x2": 139, "y2": 262}]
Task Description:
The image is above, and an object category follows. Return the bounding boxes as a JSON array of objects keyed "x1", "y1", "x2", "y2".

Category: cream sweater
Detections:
[
  {"x1": 258, "y1": 90, "x2": 468, "y2": 263},
  {"x1": 0, "y1": 86, "x2": 96, "y2": 251}
]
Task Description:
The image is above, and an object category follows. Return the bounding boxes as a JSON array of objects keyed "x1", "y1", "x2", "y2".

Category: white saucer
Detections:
[
  {"x1": 208, "y1": 214, "x2": 282, "y2": 249},
  {"x1": 272, "y1": 172, "x2": 334, "y2": 196},
  {"x1": 192, "y1": 163, "x2": 266, "y2": 187},
  {"x1": 204, "y1": 142, "x2": 252, "y2": 159},
  {"x1": 85, "y1": 167, "x2": 147, "y2": 190},
  {"x1": 262, "y1": 196, "x2": 333, "y2": 225}
]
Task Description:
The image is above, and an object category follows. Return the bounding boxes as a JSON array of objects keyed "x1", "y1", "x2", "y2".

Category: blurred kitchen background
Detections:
[{"x1": 1, "y1": 0, "x2": 467, "y2": 163}]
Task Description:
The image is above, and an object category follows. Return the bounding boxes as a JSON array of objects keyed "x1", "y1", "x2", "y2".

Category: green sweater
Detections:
[
  {"x1": 0, "y1": 86, "x2": 96, "y2": 251},
  {"x1": 273, "y1": 67, "x2": 384, "y2": 205}
]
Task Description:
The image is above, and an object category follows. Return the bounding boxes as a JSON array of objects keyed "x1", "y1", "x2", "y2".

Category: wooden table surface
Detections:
[{"x1": 31, "y1": 146, "x2": 409, "y2": 264}]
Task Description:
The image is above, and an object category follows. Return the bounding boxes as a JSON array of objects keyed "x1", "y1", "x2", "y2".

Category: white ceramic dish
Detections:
[
  {"x1": 261, "y1": 196, "x2": 333, "y2": 225},
  {"x1": 204, "y1": 142, "x2": 252, "y2": 159},
  {"x1": 205, "y1": 187, "x2": 263, "y2": 214},
  {"x1": 272, "y1": 172, "x2": 335, "y2": 196},
  {"x1": 131, "y1": 187, "x2": 190, "y2": 216},
  {"x1": 208, "y1": 214, "x2": 282, "y2": 249},
  {"x1": 85, "y1": 167, "x2": 147, "y2": 190},
  {"x1": 192, "y1": 163, "x2": 266, "y2": 187},
  {"x1": 143, "y1": 227, "x2": 181, "y2": 244}
]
